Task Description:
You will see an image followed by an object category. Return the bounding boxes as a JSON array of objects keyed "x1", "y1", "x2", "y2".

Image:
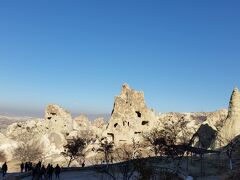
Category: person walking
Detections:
[
  {"x1": 55, "y1": 164, "x2": 61, "y2": 179},
  {"x1": 40, "y1": 165, "x2": 46, "y2": 180},
  {"x1": 20, "y1": 162, "x2": 24, "y2": 173},
  {"x1": 25, "y1": 162, "x2": 28, "y2": 172},
  {"x1": 81, "y1": 160, "x2": 85, "y2": 168},
  {"x1": 47, "y1": 164, "x2": 54, "y2": 180},
  {"x1": 1, "y1": 162, "x2": 8, "y2": 177}
]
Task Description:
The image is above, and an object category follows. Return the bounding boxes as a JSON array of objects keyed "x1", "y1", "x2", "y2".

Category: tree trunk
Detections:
[{"x1": 68, "y1": 157, "x2": 73, "y2": 167}]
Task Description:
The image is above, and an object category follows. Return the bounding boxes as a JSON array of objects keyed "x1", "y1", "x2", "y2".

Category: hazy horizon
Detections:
[
  {"x1": 0, "y1": 105, "x2": 111, "y2": 119},
  {"x1": 1, "y1": 1, "x2": 240, "y2": 116}
]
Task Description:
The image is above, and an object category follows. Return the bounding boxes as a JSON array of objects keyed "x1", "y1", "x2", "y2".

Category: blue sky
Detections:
[{"x1": 0, "y1": 0, "x2": 240, "y2": 116}]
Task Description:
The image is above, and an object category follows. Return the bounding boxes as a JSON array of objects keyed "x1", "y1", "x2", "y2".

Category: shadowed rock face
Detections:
[
  {"x1": 217, "y1": 87, "x2": 240, "y2": 145},
  {"x1": 195, "y1": 124, "x2": 217, "y2": 149}
]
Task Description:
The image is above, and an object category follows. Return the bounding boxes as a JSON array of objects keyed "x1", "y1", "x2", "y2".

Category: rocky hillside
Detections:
[
  {"x1": 0, "y1": 115, "x2": 42, "y2": 133},
  {"x1": 0, "y1": 83, "x2": 239, "y2": 167}
]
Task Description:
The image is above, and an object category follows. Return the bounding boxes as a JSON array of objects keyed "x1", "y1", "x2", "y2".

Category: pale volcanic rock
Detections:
[
  {"x1": 45, "y1": 104, "x2": 75, "y2": 135},
  {"x1": 2, "y1": 83, "x2": 240, "y2": 166},
  {"x1": 37, "y1": 132, "x2": 66, "y2": 155},
  {"x1": 4, "y1": 105, "x2": 77, "y2": 163},
  {"x1": 6, "y1": 104, "x2": 75, "y2": 140},
  {"x1": 203, "y1": 109, "x2": 228, "y2": 131},
  {"x1": 103, "y1": 84, "x2": 159, "y2": 145},
  {"x1": 48, "y1": 132, "x2": 67, "y2": 149},
  {"x1": 0, "y1": 133, "x2": 18, "y2": 161},
  {"x1": 217, "y1": 87, "x2": 240, "y2": 145},
  {"x1": 6, "y1": 119, "x2": 47, "y2": 140},
  {"x1": 68, "y1": 116, "x2": 105, "y2": 141},
  {"x1": 74, "y1": 115, "x2": 91, "y2": 128},
  {"x1": 158, "y1": 112, "x2": 209, "y2": 144},
  {"x1": 92, "y1": 118, "x2": 105, "y2": 129},
  {"x1": 92, "y1": 118, "x2": 106, "y2": 137}
]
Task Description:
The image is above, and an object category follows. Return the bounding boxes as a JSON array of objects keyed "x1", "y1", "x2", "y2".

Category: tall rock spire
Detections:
[
  {"x1": 227, "y1": 87, "x2": 240, "y2": 118},
  {"x1": 216, "y1": 87, "x2": 240, "y2": 146}
]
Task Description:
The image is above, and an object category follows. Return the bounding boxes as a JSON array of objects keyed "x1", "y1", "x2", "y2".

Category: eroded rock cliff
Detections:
[{"x1": 216, "y1": 87, "x2": 240, "y2": 146}]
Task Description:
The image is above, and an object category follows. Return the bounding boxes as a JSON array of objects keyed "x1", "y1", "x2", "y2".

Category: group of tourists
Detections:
[
  {"x1": 1, "y1": 160, "x2": 87, "y2": 179},
  {"x1": 31, "y1": 162, "x2": 61, "y2": 180},
  {"x1": 21, "y1": 162, "x2": 33, "y2": 172},
  {"x1": 19, "y1": 161, "x2": 61, "y2": 180}
]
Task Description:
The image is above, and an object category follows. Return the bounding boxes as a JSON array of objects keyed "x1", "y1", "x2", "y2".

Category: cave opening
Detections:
[
  {"x1": 107, "y1": 133, "x2": 114, "y2": 141},
  {"x1": 135, "y1": 111, "x2": 141, "y2": 118},
  {"x1": 142, "y1": 121, "x2": 149, "y2": 126},
  {"x1": 134, "y1": 132, "x2": 141, "y2": 134}
]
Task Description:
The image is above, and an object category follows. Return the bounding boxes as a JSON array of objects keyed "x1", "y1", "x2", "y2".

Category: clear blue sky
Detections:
[{"x1": 0, "y1": 0, "x2": 240, "y2": 117}]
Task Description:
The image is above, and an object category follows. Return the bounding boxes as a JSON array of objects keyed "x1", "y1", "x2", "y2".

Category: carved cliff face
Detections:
[
  {"x1": 103, "y1": 84, "x2": 158, "y2": 145},
  {"x1": 111, "y1": 83, "x2": 148, "y2": 119},
  {"x1": 45, "y1": 104, "x2": 74, "y2": 135}
]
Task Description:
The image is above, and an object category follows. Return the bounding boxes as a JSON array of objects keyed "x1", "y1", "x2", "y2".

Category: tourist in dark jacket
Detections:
[
  {"x1": 20, "y1": 162, "x2": 24, "y2": 173},
  {"x1": 82, "y1": 160, "x2": 85, "y2": 168},
  {"x1": 47, "y1": 164, "x2": 54, "y2": 180},
  {"x1": 25, "y1": 162, "x2": 29, "y2": 172},
  {"x1": 1, "y1": 162, "x2": 8, "y2": 177},
  {"x1": 55, "y1": 164, "x2": 61, "y2": 179},
  {"x1": 40, "y1": 165, "x2": 46, "y2": 179}
]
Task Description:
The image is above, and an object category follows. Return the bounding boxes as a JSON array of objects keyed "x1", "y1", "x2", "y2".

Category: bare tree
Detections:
[
  {"x1": 13, "y1": 130, "x2": 44, "y2": 163},
  {"x1": 144, "y1": 120, "x2": 193, "y2": 172},
  {"x1": 94, "y1": 140, "x2": 116, "y2": 179},
  {"x1": 114, "y1": 143, "x2": 137, "y2": 180},
  {"x1": 216, "y1": 134, "x2": 239, "y2": 170},
  {"x1": 62, "y1": 137, "x2": 86, "y2": 167},
  {"x1": 225, "y1": 140, "x2": 238, "y2": 170},
  {"x1": 78, "y1": 129, "x2": 95, "y2": 145},
  {"x1": 143, "y1": 128, "x2": 167, "y2": 156},
  {"x1": 98, "y1": 140, "x2": 114, "y2": 165},
  {"x1": 14, "y1": 142, "x2": 44, "y2": 162}
]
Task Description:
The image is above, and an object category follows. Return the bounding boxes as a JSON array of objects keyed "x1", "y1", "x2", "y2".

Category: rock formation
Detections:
[
  {"x1": 216, "y1": 87, "x2": 240, "y2": 145},
  {"x1": 0, "y1": 133, "x2": 18, "y2": 161},
  {"x1": 6, "y1": 119, "x2": 47, "y2": 140},
  {"x1": 75, "y1": 115, "x2": 91, "y2": 127},
  {"x1": 2, "y1": 83, "x2": 240, "y2": 169},
  {"x1": 203, "y1": 109, "x2": 228, "y2": 131},
  {"x1": 45, "y1": 104, "x2": 75, "y2": 135},
  {"x1": 102, "y1": 83, "x2": 159, "y2": 145},
  {"x1": 2, "y1": 105, "x2": 80, "y2": 165},
  {"x1": 6, "y1": 104, "x2": 75, "y2": 139},
  {"x1": 68, "y1": 115, "x2": 105, "y2": 141}
]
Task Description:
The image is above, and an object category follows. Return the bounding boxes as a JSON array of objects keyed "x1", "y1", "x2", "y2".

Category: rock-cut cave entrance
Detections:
[{"x1": 135, "y1": 111, "x2": 142, "y2": 118}]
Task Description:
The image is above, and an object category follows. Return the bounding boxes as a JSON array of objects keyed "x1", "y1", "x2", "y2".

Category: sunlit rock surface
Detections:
[
  {"x1": 216, "y1": 87, "x2": 240, "y2": 146},
  {"x1": 2, "y1": 84, "x2": 240, "y2": 168},
  {"x1": 102, "y1": 83, "x2": 159, "y2": 145}
]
